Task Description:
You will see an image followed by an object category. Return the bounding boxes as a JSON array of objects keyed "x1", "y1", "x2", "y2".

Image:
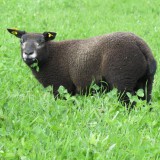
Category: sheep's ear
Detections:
[
  {"x1": 43, "y1": 32, "x2": 57, "y2": 41},
  {"x1": 7, "y1": 28, "x2": 26, "y2": 38}
]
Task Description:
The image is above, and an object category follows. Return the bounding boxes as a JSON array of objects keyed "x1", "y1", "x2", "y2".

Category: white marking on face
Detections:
[
  {"x1": 23, "y1": 53, "x2": 27, "y2": 59},
  {"x1": 28, "y1": 52, "x2": 37, "y2": 59},
  {"x1": 22, "y1": 52, "x2": 37, "y2": 60},
  {"x1": 22, "y1": 42, "x2": 27, "y2": 49},
  {"x1": 35, "y1": 42, "x2": 44, "y2": 49}
]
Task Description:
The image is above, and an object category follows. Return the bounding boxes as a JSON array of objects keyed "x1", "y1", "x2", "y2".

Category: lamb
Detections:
[{"x1": 7, "y1": 28, "x2": 157, "y2": 105}]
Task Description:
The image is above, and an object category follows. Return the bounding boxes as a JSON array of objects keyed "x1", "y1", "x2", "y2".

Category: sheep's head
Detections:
[{"x1": 7, "y1": 28, "x2": 56, "y2": 66}]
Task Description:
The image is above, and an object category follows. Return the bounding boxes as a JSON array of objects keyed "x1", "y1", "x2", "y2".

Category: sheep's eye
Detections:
[
  {"x1": 20, "y1": 39, "x2": 24, "y2": 44},
  {"x1": 37, "y1": 40, "x2": 44, "y2": 46}
]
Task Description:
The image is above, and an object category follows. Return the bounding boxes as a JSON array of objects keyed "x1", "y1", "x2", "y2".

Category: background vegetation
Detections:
[{"x1": 0, "y1": 0, "x2": 160, "y2": 159}]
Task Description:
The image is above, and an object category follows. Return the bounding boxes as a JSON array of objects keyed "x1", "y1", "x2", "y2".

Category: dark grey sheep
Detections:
[{"x1": 7, "y1": 28, "x2": 157, "y2": 104}]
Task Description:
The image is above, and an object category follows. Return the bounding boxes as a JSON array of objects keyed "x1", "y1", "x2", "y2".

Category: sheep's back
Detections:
[{"x1": 68, "y1": 32, "x2": 150, "y2": 89}]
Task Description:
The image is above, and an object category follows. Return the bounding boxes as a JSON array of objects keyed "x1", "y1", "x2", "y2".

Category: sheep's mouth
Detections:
[{"x1": 23, "y1": 58, "x2": 37, "y2": 65}]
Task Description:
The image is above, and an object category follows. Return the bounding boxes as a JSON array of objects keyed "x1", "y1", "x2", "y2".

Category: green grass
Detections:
[{"x1": 0, "y1": 0, "x2": 160, "y2": 159}]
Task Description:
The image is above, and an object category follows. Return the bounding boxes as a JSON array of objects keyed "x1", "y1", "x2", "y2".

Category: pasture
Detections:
[{"x1": 0, "y1": 0, "x2": 160, "y2": 159}]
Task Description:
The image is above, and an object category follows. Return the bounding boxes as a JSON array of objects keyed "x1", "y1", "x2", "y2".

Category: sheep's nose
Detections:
[{"x1": 25, "y1": 51, "x2": 34, "y2": 55}]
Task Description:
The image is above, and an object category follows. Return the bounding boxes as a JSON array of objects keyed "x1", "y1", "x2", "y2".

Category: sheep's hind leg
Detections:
[
  {"x1": 134, "y1": 76, "x2": 147, "y2": 101},
  {"x1": 113, "y1": 81, "x2": 136, "y2": 108},
  {"x1": 146, "y1": 75, "x2": 154, "y2": 103},
  {"x1": 134, "y1": 74, "x2": 154, "y2": 104},
  {"x1": 118, "y1": 90, "x2": 135, "y2": 109}
]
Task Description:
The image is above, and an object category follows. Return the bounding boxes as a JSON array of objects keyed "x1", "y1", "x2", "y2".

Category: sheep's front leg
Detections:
[{"x1": 53, "y1": 83, "x2": 76, "y2": 98}]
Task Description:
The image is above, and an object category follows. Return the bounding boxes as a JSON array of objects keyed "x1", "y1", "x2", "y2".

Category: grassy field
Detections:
[{"x1": 1, "y1": 0, "x2": 160, "y2": 159}]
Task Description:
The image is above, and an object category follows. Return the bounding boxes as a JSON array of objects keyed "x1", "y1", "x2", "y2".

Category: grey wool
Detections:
[{"x1": 7, "y1": 29, "x2": 157, "y2": 104}]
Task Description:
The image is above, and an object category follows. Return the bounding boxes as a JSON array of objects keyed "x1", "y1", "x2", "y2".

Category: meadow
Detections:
[{"x1": 0, "y1": 0, "x2": 160, "y2": 159}]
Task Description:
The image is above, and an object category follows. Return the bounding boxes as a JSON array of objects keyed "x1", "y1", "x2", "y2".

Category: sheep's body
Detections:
[
  {"x1": 7, "y1": 29, "x2": 156, "y2": 104},
  {"x1": 31, "y1": 32, "x2": 156, "y2": 102}
]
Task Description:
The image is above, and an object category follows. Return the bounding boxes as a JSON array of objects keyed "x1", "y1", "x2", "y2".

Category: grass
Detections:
[{"x1": 0, "y1": 0, "x2": 160, "y2": 159}]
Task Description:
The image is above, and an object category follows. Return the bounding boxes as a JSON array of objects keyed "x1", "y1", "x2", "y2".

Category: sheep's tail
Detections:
[
  {"x1": 135, "y1": 36, "x2": 157, "y2": 103},
  {"x1": 146, "y1": 58, "x2": 156, "y2": 103}
]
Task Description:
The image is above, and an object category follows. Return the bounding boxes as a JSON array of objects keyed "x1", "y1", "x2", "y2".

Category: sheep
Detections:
[{"x1": 7, "y1": 28, "x2": 157, "y2": 105}]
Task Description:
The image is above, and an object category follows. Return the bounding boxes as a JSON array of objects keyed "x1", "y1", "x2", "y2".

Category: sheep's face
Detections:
[{"x1": 7, "y1": 29, "x2": 56, "y2": 66}]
